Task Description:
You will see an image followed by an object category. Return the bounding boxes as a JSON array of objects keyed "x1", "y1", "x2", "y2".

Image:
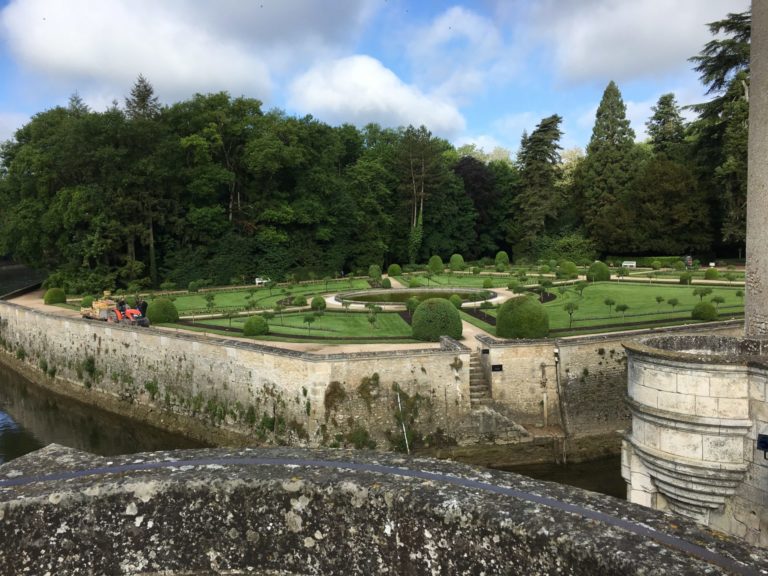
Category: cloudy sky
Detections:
[{"x1": 0, "y1": 0, "x2": 750, "y2": 153}]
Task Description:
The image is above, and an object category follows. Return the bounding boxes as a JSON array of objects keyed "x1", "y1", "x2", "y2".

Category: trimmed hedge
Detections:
[
  {"x1": 704, "y1": 268, "x2": 720, "y2": 280},
  {"x1": 496, "y1": 296, "x2": 549, "y2": 339},
  {"x1": 692, "y1": 301, "x2": 718, "y2": 321},
  {"x1": 412, "y1": 298, "x2": 462, "y2": 341},
  {"x1": 311, "y1": 296, "x2": 326, "y2": 311},
  {"x1": 449, "y1": 294, "x2": 462, "y2": 309},
  {"x1": 495, "y1": 250, "x2": 510, "y2": 269},
  {"x1": 146, "y1": 298, "x2": 179, "y2": 323},
  {"x1": 292, "y1": 295, "x2": 308, "y2": 307},
  {"x1": 43, "y1": 287, "x2": 66, "y2": 305},
  {"x1": 679, "y1": 273, "x2": 693, "y2": 285},
  {"x1": 387, "y1": 263, "x2": 402, "y2": 277},
  {"x1": 557, "y1": 260, "x2": 579, "y2": 279},
  {"x1": 449, "y1": 253, "x2": 465, "y2": 271},
  {"x1": 428, "y1": 255, "x2": 444, "y2": 275},
  {"x1": 406, "y1": 297, "x2": 420, "y2": 315},
  {"x1": 80, "y1": 295, "x2": 95, "y2": 308},
  {"x1": 586, "y1": 261, "x2": 610, "y2": 282},
  {"x1": 368, "y1": 264, "x2": 382, "y2": 280},
  {"x1": 243, "y1": 315, "x2": 269, "y2": 336},
  {"x1": 380, "y1": 278, "x2": 392, "y2": 289}
]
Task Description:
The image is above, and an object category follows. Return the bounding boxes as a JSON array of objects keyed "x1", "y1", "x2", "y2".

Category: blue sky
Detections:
[{"x1": 0, "y1": 0, "x2": 750, "y2": 154}]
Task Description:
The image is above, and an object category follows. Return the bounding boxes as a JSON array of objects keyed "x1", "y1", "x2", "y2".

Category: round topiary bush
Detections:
[
  {"x1": 704, "y1": 268, "x2": 720, "y2": 280},
  {"x1": 673, "y1": 260, "x2": 686, "y2": 271},
  {"x1": 146, "y1": 298, "x2": 179, "y2": 324},
  {"x1": 368, "y1": 264, "x2": 382, "y2": 281},
  {"x1": 387, "y1": 263, "x2": 402, "y2": 277},
  {"x1": 408, "y1": 278, "x2": 423, "y2": 288},
  {"x1": 495, "y1": 251, "x2": 510, "y2": 269},
  {"x1": 449, "y1": 294, "x2": 462, "y2": 309},
  {"x1": 651, "y1": 260, "x2": 662, "y2": 270},
  {"x1": 380, "y1": 278, "x2": 392, "y2": 289},
  {"x1": 243, "y1": 315, "x2": 269, "y2": 336},
  {"x1": 43, "y1": 287, "x2": 66, "y2": 305},
  {"x1": 80, "y1": 295, "x2": 95, "y2": 308},
  {"x1": 482, "y1": 278, "x2": 493, "y2": 289},
  {"x1": 311, "y1": 296, "x2": 327, "y2": 311},
  {"x1": 586, "y1": 261, "x2": 610, "y2": 282},
  {"x1": 692, "y1": 301, "x2": 718, "y2": 321},
  {"x1": 496, "y1": 296, "x2": 549, "y2": 339},
  {"x1": 292, "y1": 295, "x2": 308, "y2": 307},
  {"x1": 449, "y1": 254, "x2": 465, "y2": 271},
  {"x1": 557, "y1": 260, "x2": 579, "y2": 279},
  {"x1": 411, "y1": 298, "x2": 463, "y2": 341},
  {"x1": 679, "y1": 273, "x2": 693, "y2": 285},
  {"x1": 428, "y1": 255, "x2": 444, "y2": 275}
]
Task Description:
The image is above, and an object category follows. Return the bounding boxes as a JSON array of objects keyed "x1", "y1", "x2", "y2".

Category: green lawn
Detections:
[
  {"x1": 170, "y1": 279, "x2": 370, "y2": 315},
  {"x1": 398, "y1": 273, "x2": 537, "y2": 289},
  {"x1": 198, "y1": 310, "x2": 415, "y2": 339}
]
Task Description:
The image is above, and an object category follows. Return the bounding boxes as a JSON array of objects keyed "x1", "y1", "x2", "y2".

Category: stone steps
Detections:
[{"x1": 468, "y1": 352, "x2": 491, "y2": 407}]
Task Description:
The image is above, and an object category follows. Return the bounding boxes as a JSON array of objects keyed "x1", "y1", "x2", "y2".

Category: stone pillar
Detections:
[{"x1": 746, "y1": 0, "x2": 768, "y2": 335}]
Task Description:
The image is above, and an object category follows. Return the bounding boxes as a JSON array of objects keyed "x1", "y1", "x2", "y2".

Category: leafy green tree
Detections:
[
  {"x1": 615, "y1": 303, "x2": 629, "y2": 318},
  {"x1": 668, "y1": 298, "x2": 679, "y2": 312},
  {"x1": 311, "y1": 296, "x2": 326, "y2": 311},
  {"x1": 243, "y1": 316, "x2": 269, "y2": 336},
  {"x1": 511, "y1": 115, "x2": 563, "y2": 257},
  {"x1": 693, "y1": 287, "x2": 713, "y2": 301},
  {"x1": 646, "y1": 93, "x2": 686, "y2": 159},
  {"x1": 577, "y1": 81, "x2": 639, "y2": 252},
  {"x1": 604, "y1": 298, "x2": 615, "y2": 316},
  {"x1": 495, "y1": 251, "x2": 510, "y2": 270},
  {"x1": 303, "y1": 314, "x2": 316, "y2": 335},
  {"x1": 655, "y1": 295, "x2": 665, "y2": 312},
  {"x1": 711, "y1": 295, "x2": 725, "y2": 310}
]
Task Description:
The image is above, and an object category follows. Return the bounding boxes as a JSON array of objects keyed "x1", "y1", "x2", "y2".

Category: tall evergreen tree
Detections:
[
  {"x1": 125, "y1": 74, "x2": 160, "y2": 120},
  {"x1": 511, "y1": 114, "x2": 563, "y2": 257},
  {"x1": 646, "y1": 93, "x2": 685, "y2": 158},
  {"x1": 576, "y1": 81, "x2": 638, "y2": 252}
]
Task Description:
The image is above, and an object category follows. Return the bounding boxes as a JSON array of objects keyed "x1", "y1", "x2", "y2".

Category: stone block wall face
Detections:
[
  {"x1": 623, "y1": 339, "x2": 768, "y2": 548},
  {"x1": 0, "y1": 302, "x2": 469, "y2": 449}
]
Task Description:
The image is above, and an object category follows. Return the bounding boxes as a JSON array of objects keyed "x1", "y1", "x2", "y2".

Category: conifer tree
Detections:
[
  {"x1": 125, "y1": 74, "x2": 160, "y2": 120},
  {"x1": 576, "y1": 81, "x2": 637, "y2": 252},
  {"x1": 646, "y1": 93, "x2": 685, "y2": 159}
]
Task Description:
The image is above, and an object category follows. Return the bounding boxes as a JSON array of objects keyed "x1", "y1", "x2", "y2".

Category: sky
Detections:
[{"x1": 0, "y1": 0, "x2": 750, "y2": 154}]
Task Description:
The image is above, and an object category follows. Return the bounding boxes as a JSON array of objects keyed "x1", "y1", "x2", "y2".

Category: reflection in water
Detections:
[
  {"x1": 499, "y1": 457, "x2": 626, "y2": 500},
  {"x1": 0, "y1": 363, "x2": 205, "y2": 465}
]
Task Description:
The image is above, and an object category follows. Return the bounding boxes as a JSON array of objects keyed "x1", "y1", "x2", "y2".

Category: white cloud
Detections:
[
  {"x1": 454, "y1": 134, "x2": 503, "y2": 154},
  {"x1": 287, "y1": 55, "x2": 466, "y2": 136},
  {"x1": 0, "y1": 0, "x2": 377, "y2": 105},
  {"x1": 524, "y1": 0, "x2": 749, "y2": 83},
  {"x1": 0, "y1": 112, "x2": 29, "y2": 143}
]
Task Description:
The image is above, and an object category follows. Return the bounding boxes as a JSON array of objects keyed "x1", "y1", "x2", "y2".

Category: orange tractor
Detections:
[{"x1": 80, "y1": 292, "x2": 150, "y2": 327}]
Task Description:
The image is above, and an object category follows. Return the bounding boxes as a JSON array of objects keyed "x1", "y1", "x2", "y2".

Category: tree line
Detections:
[{"x1": 0, "y1": 10, "x2": 749, "y2": 293}]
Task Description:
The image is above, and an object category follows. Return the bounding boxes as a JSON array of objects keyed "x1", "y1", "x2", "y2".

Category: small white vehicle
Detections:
[{"x1": 254, "y1": 277, "x2": 270, "y2": 286}]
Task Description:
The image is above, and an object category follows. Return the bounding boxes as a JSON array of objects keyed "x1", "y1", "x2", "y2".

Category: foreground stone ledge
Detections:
[{"x1": 1, "y1": 445, "x2": 765, "y2": 575}]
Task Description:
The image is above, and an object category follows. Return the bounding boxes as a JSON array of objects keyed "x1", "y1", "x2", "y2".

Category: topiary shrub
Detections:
[
  {"x1": 292, "y1": 295, "x2": 308, "y2": 307},
  {"x1": 496, "y1": 296, "x2": 549, "y2": 339},
  {"x1": 428, "y1": 255, "x2": 444, "y2": 275},
  {"x1": 449, "y1": 294, "x2": 462, "y2": 309},
  {"x1": 379, "y1": 278, "x2": 391, "y2": 289},
  {"x1": 408, "y1": 278, "x2": 423, "y2": 288},
  {"x1": 387, "y1": 263, "x2": 402, "y2": 277},
  {"x1": 406, "y1": 297, "x2": 420, "y2": 316},
  {"x1": 146, "y1": 298, "x2": 179, "y2": 324},
  {"x1": 243, "y1": 315, "x2": 269, "y2": 336},
  {"x1": 80, "y1": 295, "x2": 95, "y2": 308},
  {"x1": 691, "y1": 301, "x2": 718, "y2": 321},
  {"x1": 495, "y1": 251, "x2": 510, "y2": 270},
  {"x1": 482, "y1": 278, "x2": 493, "y2": 289},
  {"x1": 673, "y1": 260, "x2": 686, "y2": 271},
  {"x1": 651, "y1": 260, "x2": 662, "y2": 270},
  {"x1": 586, "y1": 261, "x2": 610, "y2": 282},
  {"x1": 44, "y1": 287, "x2": 66, "y2": 305},
  {"x1": 557, "y1": 260, "x2": 579, "y2": 279},
  {"x1": 411, "y1": 298, "x2": 462, "y2": 341},
  {"x1": 679, "y1": 273, "x2": 693, "y2": 285},
  {"x1": 449, "y1": 254, "x2": 465, "y2": 271},
  {"x1": 368, "y1": 264, "x2": 382, "y2": 281},
  {"x1": 311, "y1": 296, "x2": 326, "y2": 311},
  {"x1": 704, "y1": 268, "x2": 720, "y2": 280}
]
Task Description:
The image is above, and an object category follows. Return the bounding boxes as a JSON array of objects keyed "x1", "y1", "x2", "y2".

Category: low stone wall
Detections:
[
  {"x1": 0, "y1": 444, "x2": 764, "y2": 575},
  {"x1": 0, "y1": 301, "x2": 471, "y2": 450},
  {"x1": 623, "y1": 335, "x2": 768, "y2": 548}
]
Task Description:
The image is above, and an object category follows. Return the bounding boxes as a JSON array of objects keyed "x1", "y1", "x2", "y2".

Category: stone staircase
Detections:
[{"x1": 469, "y1": 351, "x2": 491, "y2": 407}]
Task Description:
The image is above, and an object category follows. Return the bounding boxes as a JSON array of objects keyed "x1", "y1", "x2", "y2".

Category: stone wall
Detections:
[
  {"x1": 0, "y1": 301, "x2": 471, "y2": 450},
  {"x1": 622, "y1": 335, "x2": 768, "y2": 548}
]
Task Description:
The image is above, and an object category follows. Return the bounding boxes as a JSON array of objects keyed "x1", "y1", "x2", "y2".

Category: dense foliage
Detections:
[
  {"x1": 691, "y1": 301, "x2": 718, "y2": 321},
  {"x1": 243, "y1": 315, "x2": 269, "y2": 336},
  {"x1": 0, "y1": 11, "x2": 750, "y2": 289},
  {"x1": 496, "y1": 296, "x2": 550, "y2": 339},
  {"x1": 146, "y1": 297, "x2": 179, "y2": 323},
  {"x1": 586, "y1": 261, "x2": 611, "y2": 282},
  {"x1": 411, "y1": 298, "x2": 462, "y2": 341}
]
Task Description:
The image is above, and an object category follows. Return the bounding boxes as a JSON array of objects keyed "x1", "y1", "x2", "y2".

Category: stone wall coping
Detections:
[
  {"x1": 627, "y1": 398, "x2": 753, "y2": 435},
  {"x1": 0, "y1": 445, "x2": 765, "y2": 575},
  {"x1": 0, "y1": 301, "x2": 470, "y2": 362},
  {"x1": 624, "y1": 335, "x2": 768, "y2": 368}
]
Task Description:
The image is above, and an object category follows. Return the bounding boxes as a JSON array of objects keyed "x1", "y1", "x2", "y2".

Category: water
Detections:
[
  {"x1": 500, "y1": 457, "x2": 626, "y2": 499},
  {"x1": 0, "y1": 362, "x2": 205, "y2": 466}
]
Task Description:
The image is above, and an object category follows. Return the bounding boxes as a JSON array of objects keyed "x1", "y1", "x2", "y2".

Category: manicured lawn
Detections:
[
  {"x1": 628, "y1": 270, "x2": 745, "y2": 281},
  {"x1": 398, "y1": 273, "x2": 537, "y2": 289},
  {"x1": 170, "y1": 279, "x2": 370, "y2": 315},
  {"x1": 199, "y1": 310, "x2": 414, "y2": 339},
  {"x1": 479, "y1": 282, "x2": 743, "y2": 333}
]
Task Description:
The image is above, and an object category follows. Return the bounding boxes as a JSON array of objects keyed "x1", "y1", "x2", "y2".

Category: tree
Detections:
[
  {"x1": 711, "y1": 295, "x2": 725, "y2": 310},
  {"x1": 496, "y1": 296, "x2": 549, "y2": 339},
  {"x1": 575, "y1": 281, "x2": 588, "y2": 297},
  {"x1": 646, "y1": 93, "x2": 686, "y2": 159},
  {"x1": 303, "y1": 314, "x2": 316, "y2": 335},
  {"x1": 511, "y1": 115, "x2": 563, "y2": 257},
  {"x1": 428, "y1": 255, "x2": 444, "y2": 276},
  {"x1": 668, "y1": 298, "x2": 679, "y2": 312},
  {"x1": 604, "y1": 298, "x2": 615, "y2": 316},
  {"x1": 563, "y1": 302, "x2": 579, "y2": 328},
  {"x1": 576, "y1": 82, "x2": 638, "y2": 252},
  {"x1": 693, "y1": 287, "x2": 713, "y2": 301},
  {"x1": 615, "y1": 303, "x2": 629, "y2": 318},
  {"x1": 655, "y1": 295, "x2": 665, "y2": 312},
  {"x1": 449, "y1": 253, "x2": 465, "y2": 272},
  {"x1": 125, "y1": 74, "x2": 160, "y2": 120}
]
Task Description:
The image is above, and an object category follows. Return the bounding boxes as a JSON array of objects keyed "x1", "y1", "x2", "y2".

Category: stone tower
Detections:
[{"x1": 746, "y1": 0, "x2": 768, "y2": 335}]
